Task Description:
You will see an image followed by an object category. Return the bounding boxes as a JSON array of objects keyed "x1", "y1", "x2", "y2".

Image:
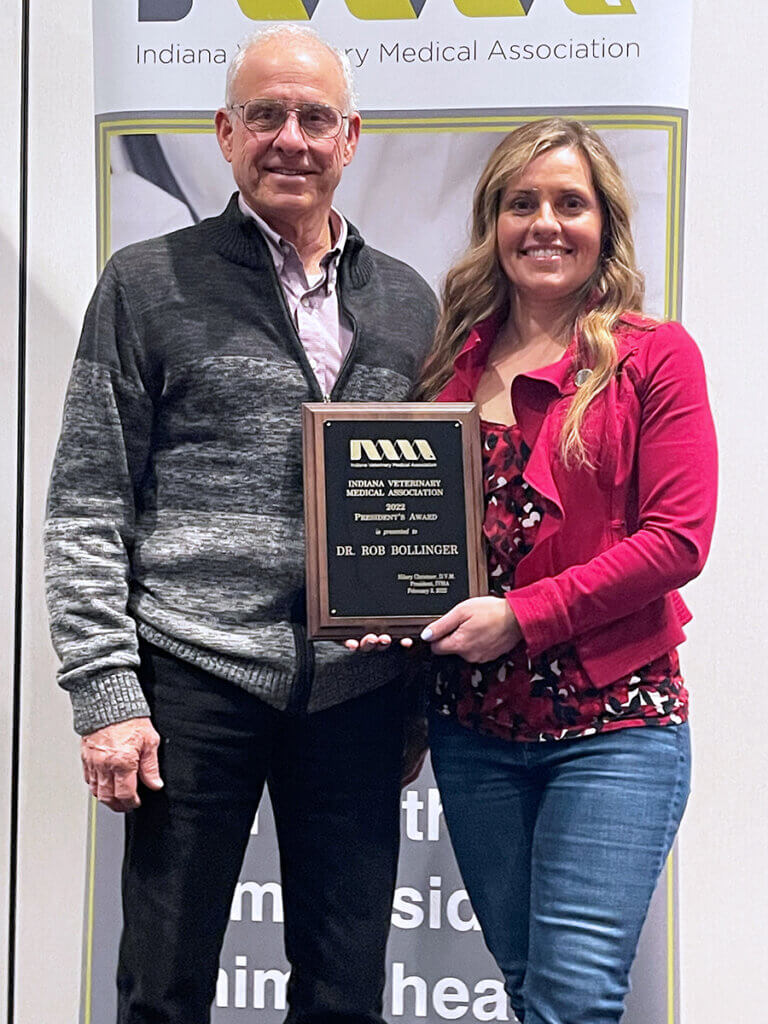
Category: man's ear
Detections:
[
  {"x1": 342, "y1": 111, "x2": 362, "y2": 166},
  {"x1": 215, "y1": 108, "x2": 235, "y2": 163}
]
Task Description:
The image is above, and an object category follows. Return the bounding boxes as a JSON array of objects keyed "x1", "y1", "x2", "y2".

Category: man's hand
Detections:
[
  {"x1": 80, "y1": 717, "x2": 163, "y2": 813},
  {"x1": 421, "y1": 596, "x2": 523, "y2": 663}
]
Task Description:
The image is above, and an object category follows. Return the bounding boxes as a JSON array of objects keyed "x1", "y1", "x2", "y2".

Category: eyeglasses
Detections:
[{"x1": 229, "y1": 99, "x2": 348, "y2": 140}]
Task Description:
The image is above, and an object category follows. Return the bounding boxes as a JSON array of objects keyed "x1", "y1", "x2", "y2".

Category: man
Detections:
[{"x1": 44, "y1": 26, "x2": 436, "y2": 1024}]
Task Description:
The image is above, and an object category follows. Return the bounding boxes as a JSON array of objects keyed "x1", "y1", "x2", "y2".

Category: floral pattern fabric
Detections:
[{"x1": 431, "y1": 421, "x2": 688, "y2": 742}]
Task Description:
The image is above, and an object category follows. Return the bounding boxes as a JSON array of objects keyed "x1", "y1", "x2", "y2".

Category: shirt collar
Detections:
[
  {"x1": 448, "y1": 310, "x2": 643, "y2": 401},
  {"x1": 449, "y1": 312, "x2": 576, "y2": 399},
  {"x1": 237, "y1": 194, "x2": 347, "y2": 278}
]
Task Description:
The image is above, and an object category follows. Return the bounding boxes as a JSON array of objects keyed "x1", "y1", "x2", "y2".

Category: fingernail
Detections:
[{"x1": 420, "y1": 627, "x2": 433, "y2": 641}]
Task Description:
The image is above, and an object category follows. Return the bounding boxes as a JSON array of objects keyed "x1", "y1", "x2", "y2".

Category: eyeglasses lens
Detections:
[{"x1": 242, "y1": 100, "x2": 342, "y2": 139}]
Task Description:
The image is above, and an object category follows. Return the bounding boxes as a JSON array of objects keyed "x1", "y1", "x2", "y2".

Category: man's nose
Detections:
[{"x1": 272, "y1": 111, "x2": 308, "y2": 151}]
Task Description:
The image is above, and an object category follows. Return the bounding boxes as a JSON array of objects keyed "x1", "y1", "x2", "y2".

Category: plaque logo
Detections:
[{"x1": 349, "y1": 439, "x2": 437, "y2": 462}]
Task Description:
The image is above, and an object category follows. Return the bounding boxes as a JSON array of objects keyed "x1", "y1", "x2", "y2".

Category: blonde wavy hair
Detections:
[{"x1": 418, "y1": 118, "x2": 647, "y2": 466}]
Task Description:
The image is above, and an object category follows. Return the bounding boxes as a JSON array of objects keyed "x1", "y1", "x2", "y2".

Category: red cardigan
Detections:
[{"x1": 437, "y1": 315, "x2": 718, "y2": 686}]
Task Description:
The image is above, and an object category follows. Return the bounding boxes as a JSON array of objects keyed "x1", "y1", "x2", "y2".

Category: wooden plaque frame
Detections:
[{"x1": 302, "y1": 402, "x2": 486, "y2": 639}]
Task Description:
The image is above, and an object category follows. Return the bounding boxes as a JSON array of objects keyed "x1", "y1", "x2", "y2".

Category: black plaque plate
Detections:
[{"x1": 302, "y1": 402, "x2": 485, "y2": 639}]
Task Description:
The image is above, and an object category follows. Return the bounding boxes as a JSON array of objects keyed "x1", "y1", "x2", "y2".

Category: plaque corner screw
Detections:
[
  {"x1": 454, "y1": 421, "x2": 460, "y2": 427},
  {"x1": 331, "y1": 609, "x2": 337, "y2": 615}
]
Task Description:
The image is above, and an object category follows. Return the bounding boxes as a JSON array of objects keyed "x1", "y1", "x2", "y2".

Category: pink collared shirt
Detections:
[{"x1": 238, "y1": 195, "x2": 353, "y2": 398}]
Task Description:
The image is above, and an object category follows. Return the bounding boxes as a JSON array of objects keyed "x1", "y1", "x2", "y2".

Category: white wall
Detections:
[
  {"x1": 11, "y1": 3, "x2": 95, "y2": 1023},
  {"x1": 679, "y1": 1, "x2": 768, "y2": 1021},
  {"x1": 3, "y1": 1, "x2": 767, "y2": 1023}
]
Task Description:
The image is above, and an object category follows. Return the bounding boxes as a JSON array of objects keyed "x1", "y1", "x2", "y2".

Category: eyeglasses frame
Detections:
[{"x1": 228, "y1": 99, "x2": 350, "y2": 141}]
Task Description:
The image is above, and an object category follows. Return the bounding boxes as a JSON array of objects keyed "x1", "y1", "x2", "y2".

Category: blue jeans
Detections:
[{"x1": 429, "y1": 714, "x2": 690, "y2": 1024}]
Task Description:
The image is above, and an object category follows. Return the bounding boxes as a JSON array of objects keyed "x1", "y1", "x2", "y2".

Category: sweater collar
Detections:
[
  {"x1": 237, "y1": 194, "x2": 349, "y2": 271},
  {"x1": 206, "y1": 193, "x2": 373, "y2": 287}
]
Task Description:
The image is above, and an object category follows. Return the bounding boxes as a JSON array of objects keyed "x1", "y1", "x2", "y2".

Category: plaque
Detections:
[{"x1": 302, "y1": 402, "x2": 486, "y2": 639}]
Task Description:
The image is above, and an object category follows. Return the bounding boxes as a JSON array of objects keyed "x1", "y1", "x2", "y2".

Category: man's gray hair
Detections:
[{"x1": 224, "y1": 25, "x2": 358, "y2": 112}]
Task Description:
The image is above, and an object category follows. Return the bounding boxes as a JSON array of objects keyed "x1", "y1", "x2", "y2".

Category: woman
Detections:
[{"x1": 416, "y1": 119, "x2": 717, "y2": 1022}]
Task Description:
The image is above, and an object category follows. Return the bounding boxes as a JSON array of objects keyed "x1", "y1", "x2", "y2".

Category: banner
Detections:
[{"x1": 84, "y1": 2, "x2": 692, "y2": 1022}]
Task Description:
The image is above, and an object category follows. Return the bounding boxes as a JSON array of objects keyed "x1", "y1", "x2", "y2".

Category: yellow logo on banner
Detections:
[
  {"x1": 453, "y1": 0, "x2": 533, "y2": 17},
  {"x1": 235, "y1": 0, "x2": 316, "y2": 19},
  {"x1": 344, "y1": 0, "x2": 425, "y2": 19},
  {"x1": 138, "y1": 0, "x2": 636, "y2": 20},
  {"x1": 564, "y1": 0, "x2": 636, "y2": 13}
]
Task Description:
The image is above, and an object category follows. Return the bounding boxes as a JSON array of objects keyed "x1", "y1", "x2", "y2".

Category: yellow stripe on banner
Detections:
[
  {"x1": 362, "y1": 122, "x2": 678, "y2": 135},
  {"x1": 101, "y1": 121, "x2": 212, "y2": 130},
  {"x1": 454, "y1": 0, "x2": 533, "y2": 17},
  {"x1": 95, "y1": 110, "x2": 683, "y2": 316},
  {"x1": 83, "y1": 796, "x2": 98, "y2": 1024},
  {"x1": 664, "y1": 124, "x2": 674, "y2": 317},
  {"x1": 98, "y1": 113, "x2": 678, "y2": 132},
  {"x1": 91, "y1": 109, "x2": 683, "y2": 1024},
  {"x1": 235, "y1": 0, "x2": 311, "y2": 20},
  {"x1": 344, "y1": 0, "x2": 420, "y2": 19},
  {"x1": 671, "y1": 120, "x2": 683, "y2": 317},
  {"x1": 95, "y1": 111, "x2": 684, "y2": 322},
  {"x1": 105, "y1": 125, "x2": 213, "y2": 133},
  {"x1": 99, "y1": 122, "x2": 109, "y2": 272},
  {"x1": 360, "y1": 113, "x2": 680, "y2": 128},
  {"x1": 564, "y1": 0, "x2": 636, "y2": 13},
  {"x1": 105, "y1": 128, "x2": 112, "y2": 267}
]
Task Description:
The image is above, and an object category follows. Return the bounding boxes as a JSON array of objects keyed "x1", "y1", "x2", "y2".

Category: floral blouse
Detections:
[{"x1": 431, "y1": 420, "x2": 688, "y2": 742}]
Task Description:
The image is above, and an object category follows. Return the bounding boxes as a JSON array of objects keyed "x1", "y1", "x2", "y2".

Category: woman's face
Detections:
[{"x1": 496, "y1": 145, "x2": 604, "y2": 308}]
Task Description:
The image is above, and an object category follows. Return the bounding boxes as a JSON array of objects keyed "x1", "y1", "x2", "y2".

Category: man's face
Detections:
[{"x1": 215, "y1": 39, "x2": 360, "y2": 232}]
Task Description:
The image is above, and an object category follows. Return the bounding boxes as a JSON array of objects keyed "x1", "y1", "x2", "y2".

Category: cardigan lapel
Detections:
[
  {"x1": 512, "y1": 369, "x2": 566, "y2": 540},
  {"x1": 438, "y1": 316, "x2": 642, "y2": 547},
  {"x1": 441, "y1": 314, "x2": 502, "y2": 401},
  {"x1": 441, "y1": 316, "x2": 570, "y2": 527},
  {"x1": 514, "y1": 331, "x2": 641, "y2": 540}
]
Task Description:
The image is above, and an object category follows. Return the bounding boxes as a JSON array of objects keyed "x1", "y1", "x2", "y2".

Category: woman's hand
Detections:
[
  {"x1": 420, "y1": 597, "x2": 523, "y2": 663},
  {"x1": 344, "y1": 634, "x2": 413, "y2": 652}
]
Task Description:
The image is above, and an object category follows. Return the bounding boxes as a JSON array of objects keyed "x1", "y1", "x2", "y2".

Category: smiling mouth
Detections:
[
  {"x1": 266, "y1": 168, "x2": 311, "y2": 176},
  {"x1": 520, "y1": 247, "x2": 572, "y2": 259}
]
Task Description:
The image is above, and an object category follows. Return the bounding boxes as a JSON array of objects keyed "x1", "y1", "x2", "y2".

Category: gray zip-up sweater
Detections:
[{"x1": 45, "y1": 194, "x2": 438, "y2": 735}]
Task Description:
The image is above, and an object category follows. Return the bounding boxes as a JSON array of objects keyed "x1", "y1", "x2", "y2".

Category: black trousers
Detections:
[{"x1": 117, "y1": 642, "x2": 406, "y2": 1024}]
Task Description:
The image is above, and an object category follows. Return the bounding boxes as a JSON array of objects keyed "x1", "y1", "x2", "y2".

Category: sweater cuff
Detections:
[{"x1": 69, "y1": 670, "x2": 151, "y2": 736}]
